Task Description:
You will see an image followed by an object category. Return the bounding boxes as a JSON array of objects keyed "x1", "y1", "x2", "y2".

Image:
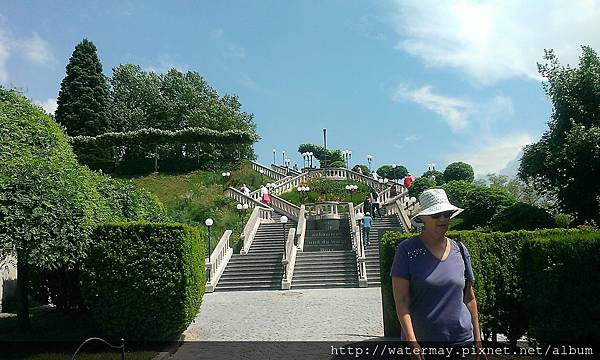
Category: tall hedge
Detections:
[
  {"x1": 380, "y1": 228, "x2": 599, "y2": 346},
  {"x1": 523, "y1": 232, "x2": 600, "y2": 343},
  {"x1": 81, "y1": 222, "x2": 205, "y2": 341}
]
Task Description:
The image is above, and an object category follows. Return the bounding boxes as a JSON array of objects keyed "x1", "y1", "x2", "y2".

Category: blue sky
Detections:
[{"x1": 2, "y1": 1, "x2": 600, "y2": 178}]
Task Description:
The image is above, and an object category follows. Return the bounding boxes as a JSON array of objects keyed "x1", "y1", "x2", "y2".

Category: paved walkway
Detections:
[{"x1": 172, "y1": 287, "x2": 384, "y2": 359}]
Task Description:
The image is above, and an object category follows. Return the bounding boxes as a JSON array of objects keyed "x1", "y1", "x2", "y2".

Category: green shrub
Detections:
[
  {"x1": 329, "y1": 160, "x2": 346, "y2": 168},
  {"x1": 407, "y1": 177, "x2": 435, "y2": 199},
  {"x1": 443, "y1": 162, "x2": 474, "y2": 182},
  {"x1": 81, "y1": 222, "x2": 205, "y2": 341},
  {"x1": 421, "y1": 170, "x2": 445, "y2": 185},
  {"x1": 279, "y1": 179, "x2": 369, "y2": 206},
  {"x1": 491, "y1": 202, "x2": 556, "y2": 232},
  {"x1": 554, "y1": 213, "x2": 573, "y2": 228},
  {"x1": 380, "y1": 228, "x2": 598, "y2": 345},
  {"x1": 461, "y1": 185, "x2": 516, "y2": 229},
  {"x1": 442, "y1": 180, "x2": 477, "y2": 209},
  {"x1": 523, "y1": 232, "x2": 600, "y2": 343}
]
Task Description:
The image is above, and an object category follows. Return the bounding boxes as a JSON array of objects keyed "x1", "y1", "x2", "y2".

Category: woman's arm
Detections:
[
  {"x1": 392, "y1": 277, "x2": 423, "y2": 359},
  {"x1": 464, "y1": 281, "x2": 487, "y2": 359}
]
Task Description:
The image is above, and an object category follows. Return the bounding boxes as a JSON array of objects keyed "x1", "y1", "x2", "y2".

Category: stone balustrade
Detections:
[
  {"x1": 281, "y1": 227, "x2": 297, "y2": 290},
  {"x1": 205, "y1": 230, "x2": 233, "y2": 292},
  {"x1": 251, "y1": 161, "x2": 287, "y2": 181},
  {"x1": 295, "y1": 205, "x2": 307, "y2": 252},
  {"x1": 349, "y1": 203, "x2": 368, "y2": 287}
]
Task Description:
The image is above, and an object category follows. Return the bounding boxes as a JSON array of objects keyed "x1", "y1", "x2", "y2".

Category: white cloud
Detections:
[
  {"x1": 34, "y1": 98, "x2": 57, "y2": 115},
  {"x1": 0, "y1": 31, "x2": 9, "y2": 82},
  {"x1": 445, "y1": 133, "x2": 532, "y2": 176},
  {"x1": 404, "y1": 134, "x2": 419, "y2": 142},
  {"x1": 18, "y1": 33, "x2": 54, "y2": 65},
  {"x1": 224, "y1": 43, "x2": 245, "y2": 59},
  {"x1": 388, "y1": 0, "x2": 600, "y2": 84},
  {"x1": 144, "y1": 55, "x2": 188, "y2": 74},
  {"x1": 209, "y1": 28, "x2": 224, "y2": 40},
  {"x1": 393, "y1": 84, "x2": 472, "y2": 131}
]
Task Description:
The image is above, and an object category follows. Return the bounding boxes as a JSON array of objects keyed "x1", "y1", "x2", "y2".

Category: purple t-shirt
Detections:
[{"x1": 390, "y1": 236, "x2": 475, "y2": 343}]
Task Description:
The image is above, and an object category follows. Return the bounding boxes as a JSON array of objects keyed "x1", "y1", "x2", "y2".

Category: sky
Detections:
[{"x1": 2, "y1": 0, "x2": 600, "y2": 178}]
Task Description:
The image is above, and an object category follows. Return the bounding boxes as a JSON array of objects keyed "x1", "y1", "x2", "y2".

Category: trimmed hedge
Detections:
[
  {"x1": 490, "y1": 202, "x2": 556, "y2": 232},
  {"x1": 81, "y1": 222, "x2": 205, "y2": 341},
  {"x1": 380, "y1": 228, "x2": 599, "y2": 345},
  {"x1": 523, "y1": 232, "x2": 600, "y2": 343}
]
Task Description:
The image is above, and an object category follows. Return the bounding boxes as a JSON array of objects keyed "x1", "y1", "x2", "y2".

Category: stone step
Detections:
[
  {"x1": 291, "y1": 281, "x2": 359, "y2": 289},
  {"x1": 293, "y1": 266, "x2": 358, "y2": 274},
  {"x1": 217, "y1": 278, "x2": 282, "y2": 287},
  {"x1": 293, "y1": 273, "x2": 357, "y2": 281},
  {"x1": 215, "y1": 284, "x2": 281, "y2": 291},
  {"x1": 219, "y1": 274, "x2": 283, "y2": 282}
]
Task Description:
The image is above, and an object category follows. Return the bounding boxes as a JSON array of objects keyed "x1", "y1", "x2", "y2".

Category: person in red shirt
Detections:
[{"x1": 404, "y1": 173, "x2": 414, "y2": 188}]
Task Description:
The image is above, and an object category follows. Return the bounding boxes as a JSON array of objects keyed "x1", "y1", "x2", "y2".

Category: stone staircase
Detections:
[
  {"x1": 292, "y1": 251, "x2": 359, "y2": 289},
  {"x1": 365, "y1": 213, "x2": 403, "y2": 287},
  {"x1": 215, "y1": 215, "x2": 296, "y2": 292}
]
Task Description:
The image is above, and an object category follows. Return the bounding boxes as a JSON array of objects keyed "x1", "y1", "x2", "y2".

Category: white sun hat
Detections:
[{"x1": 410, "y1": 188, "x2": 463, "y2": 227}]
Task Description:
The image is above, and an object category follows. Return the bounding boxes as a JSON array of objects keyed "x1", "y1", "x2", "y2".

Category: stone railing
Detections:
[
  {"x1": 205, "y1": 230, "x2": 233, "y2": 292},
  {"x1": 269, "y1": 194, "x2": 301, "y2": 221},
  {"x1": 349, "y1": 203, "x2": 367, "y2": 287},
  {"x1": 240, "y1": 206, "x2": 274, "y2": 254},
  {"x1": 281, "y1": 227, "x2": 297, "y2": 290},
  {"x1": 224, "y1": 187, "x2": 271, "y2": 209},
  {"x1": 385, "y1": 195, "x2": 413, "y2": 233},
  {"x1": 295, "y1": 205, "x2": 307, "y2": 252},
  {"x1": 251, "y1": 161, "x2": 287, "y2": 181},
  {"x1": 304, "y1": 201, "x2": 350, "y2": 219},
  {"x1": 271, "y1": 164, "x2": 301, "y2": 177}
]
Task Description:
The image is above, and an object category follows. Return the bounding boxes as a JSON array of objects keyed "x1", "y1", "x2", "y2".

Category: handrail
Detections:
[
  {"x1": 295, "y1": 205, "x2": 307, "y2": 252},
  {"x1": 205, "y1": 230, "x2": 233, "y2": 292},
  {"x1": 269, "y1": 194, "x2": 300, "y2": 221},
  {"x1": 272, "y1": 163, "x2": 301, "y2": 176},
  {"x1": 251, "y1": 161, "x2": 287, "y2": 180},
  {"x1": 281, "y1": 227, "x2": 297, "y2": 290},
  {"x1": 224, "y1": 187, "x2": 273, "y2": 210},
  {"x1": 349, "y1": 203, "x2": 368, "y2": 287}
]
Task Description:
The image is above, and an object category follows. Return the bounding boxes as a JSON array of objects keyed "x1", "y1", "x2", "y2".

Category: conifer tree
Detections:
[{"x1": 55, "y1": 39, "x2": 110, "y2": 136}]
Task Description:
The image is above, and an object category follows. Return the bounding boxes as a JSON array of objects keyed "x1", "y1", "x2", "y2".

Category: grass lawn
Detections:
[{"x1": 0, "y1": 307, "x2": 157, "y2": 359}]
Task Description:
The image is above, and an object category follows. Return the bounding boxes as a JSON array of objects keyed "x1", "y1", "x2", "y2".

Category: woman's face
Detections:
[{"x1": 421, "y1": 211, "x2": 453, "y2": 235}]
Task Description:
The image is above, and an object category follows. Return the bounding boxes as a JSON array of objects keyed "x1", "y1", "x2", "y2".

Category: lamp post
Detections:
[
  {"x1": 367, "y1": 155, "x2": 373, "y2": 172},
  {"x1": 221, "y1": 171, "x2": 231, "y2": 188},
  {"x1": 204, "y1": 218, "x2": 214, "y2": 282},
  {"x1": 282, "y1": 151, "x2": 285, "y2": 165},
  {"x1": 342, "y1": 150, "x2": 352, "y2": 169},
  {"x1": 259, "y1": 169, "x2": 264, "y2": 182},
  {"x1": 297, "y1": 186, "x2": 310, "y2": 203},
  {"x1": 301, "y1": 152, "x2": 308, "y2": 169},
  {"x1": 345, "y1": 184, "x2": 358, "y2": 203},
  {"x1": 273, "y1": 149, "x2": 276, "y2": 165},
  {"x1": 308, "y1": 152, "x2": 314, "y2": 168},
  {"x1": 392, "y1": 164, "x2": 397, "y2": 181}
]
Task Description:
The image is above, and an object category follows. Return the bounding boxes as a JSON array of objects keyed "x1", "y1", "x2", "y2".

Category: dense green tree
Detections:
[
  {"x1": 377, "y1": 165, "x2": 409, "y2": 180},
  {"x1": 297, "y1": 144, "x2": 343, "y2": 168},
  {"x1": 0, "y1": 88, "x2": 104, "y2": 329},
  {"x1": 443, "y1": 162, "x2": 475, "y2": 182},
  {"x1": 408, "y1": 177, "x2": 436, "y2": 199},
  {"x1": 442, "y1": 180, "x2": 477, "y2": 209},
  {"x1": 55, "y1": 39, "x2": 111, "y2": 136},
  {"x1": 461, "y1": 186, "x2": 516, "y2": 229},
  {"x1": 490, "y1": 202, "x2": 556, "y2": 232},
  {"x1": 520, "y1": 46, "x2": 600, "y2": 224},
  {"x1": 422, "y1": 169, "x2": 445, "y2": 185},
  {"x1": 352, "y1": 164, "x2": 370, "y2": 174}
]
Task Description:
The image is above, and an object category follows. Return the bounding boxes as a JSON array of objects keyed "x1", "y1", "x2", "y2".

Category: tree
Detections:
[
  {"x1": 377, "y1": 165, "x2": 409, "y2": 180},
  {"x1": 297, "y1": 144, "x2": 343, "y2": 168},
  {"x1": 519, "y1": 46, "x2": 600, "y2": 224},
  {"x1": 443, "y1": 162, "x2": 475, "y2": 182},
  {"x1": 490, "y1": 202, "x2": 556, "y2": 232},
  {"x1": 352, "y1": 164, "x2": 370, "y2": 174},
  {"x1": 422, "y1": 169, "x2": 445, "y2": 185},
  {"x1": 461, "y1": 186, "x2": 516, "y2": 229},
  {"x1": 0, "y1": 88, "x2": 103, "y2": 329},
  {"x1": 55, "y1": 39, "x2": 111, "y2": 136},
  {"x1": 408, "y1": 177, "x2": 436, "y2": 199}
]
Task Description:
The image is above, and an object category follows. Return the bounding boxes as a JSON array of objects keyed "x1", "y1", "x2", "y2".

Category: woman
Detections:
[{"x1": 391, "y1": 189, "x2": 485, "y2": 359}]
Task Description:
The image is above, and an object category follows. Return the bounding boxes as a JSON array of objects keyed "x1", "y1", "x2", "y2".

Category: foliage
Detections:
[
  {"x1": 520, "y1": 46, "x2": 600, "y2": 224},
  {"x1": 352, "y1": 164, "x2": 370, "y2": 174},
  {"x1": 554, "y1": 213, "x2": 573, "y2": 228},
  {"x1": 279, "y1": 179, "x2": 370, "y2": 206},
  {"x1": 487, "y1": 173, "x2": 554, "y2": 207},
  {"x1": 297, "y1": 143, "x2": 344, "y2": 167},
  {"x1": 329, "y1": 160, "x2": 346, "y2": 168},
  {"x1": 490, "y1": 202, "x2": 556, "y2": 232},
  {"x1": 407, "y1": 177, "x2": 435, "y2": 199},
  {"x1": 421, "y1": 170, "x2": 445, "y2": 185},
  {"x1": 377, "y1": 165, "x2": 409, "y2": 180},
  {"x1": 523, "y1": 232, "x2": 600, "y2": 343},
  {"x1": 443, "y1": 162, "x2": 475, "y2": 182},
  {"x1": 55, "y1": 39, "x2": 110, "y2": 136},
  {"x1": 81, "y1": 222, "x2": 204, "y2": 341},
  {"x1": 461, "y1": 185, "x2": 516, "y2": 229},
  {"x1": 113, "y1": 65, "x2": 257, "y2": 158},
  {"x1": 381, "y1": 228, "x2": 599, "y2": 345},
  {"x1": 441, "y1": 180, "x2": 477, "y2": 209}
]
